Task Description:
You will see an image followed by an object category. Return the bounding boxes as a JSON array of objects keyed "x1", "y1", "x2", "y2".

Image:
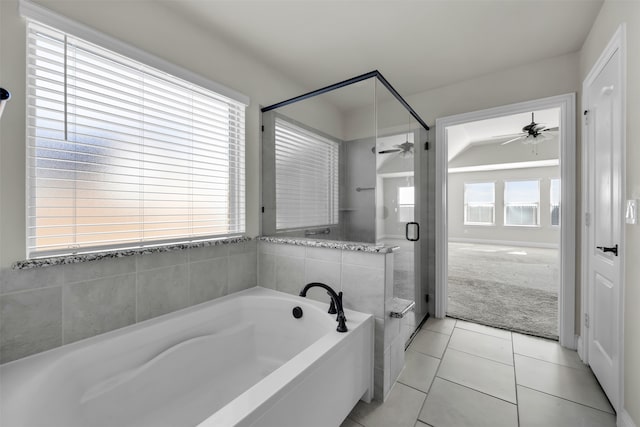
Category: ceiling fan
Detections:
[
  {"x1": 377, "y1": 135, "x2": 414, "y2": 156},
  {"x1": 501, "y1": 112, "x2": 558, "y2": 146}
]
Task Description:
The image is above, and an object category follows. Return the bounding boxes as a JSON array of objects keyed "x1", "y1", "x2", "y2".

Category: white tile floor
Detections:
[{"x1": 343, "y1": 317, "x2": 616, "y2": 427}]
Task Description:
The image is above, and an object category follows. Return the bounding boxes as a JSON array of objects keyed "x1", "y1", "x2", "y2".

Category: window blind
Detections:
[
  {"x1": 504, "y1": 180, "x2": 540, "y2": 226},
  {"x1": 274, "y1": 118, "x2": 339, "y2": 230},
  {"x1": 27, "y1": 22, "x2": 245, "y2": 257}
]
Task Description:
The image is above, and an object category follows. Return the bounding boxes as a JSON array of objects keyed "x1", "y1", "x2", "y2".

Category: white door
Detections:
[{"x1": 585, "y1": 42, "x2": 623, "y2": 411}]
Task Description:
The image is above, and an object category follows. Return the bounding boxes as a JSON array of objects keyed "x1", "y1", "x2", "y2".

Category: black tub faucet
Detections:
[{"x1": 299, "y1": 282, "x2": 348, "y2": 333}]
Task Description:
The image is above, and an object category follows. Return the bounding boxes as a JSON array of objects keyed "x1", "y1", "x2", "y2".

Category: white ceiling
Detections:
[{"x1": 159, "y1": 0, "x2": 603, "y2": 99}]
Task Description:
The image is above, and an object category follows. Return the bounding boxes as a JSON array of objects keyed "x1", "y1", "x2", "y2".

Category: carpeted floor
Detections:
[{"x1": 448, "y1": 242, "x2": 559, "y2": 340}]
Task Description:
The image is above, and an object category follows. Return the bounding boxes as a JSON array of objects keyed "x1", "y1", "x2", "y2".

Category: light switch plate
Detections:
[{"x1": 626, "y1": 199, "x2": 637, "y2": 224}]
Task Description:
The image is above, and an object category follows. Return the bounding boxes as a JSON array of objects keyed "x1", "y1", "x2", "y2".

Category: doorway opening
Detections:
[
  {"x1": 435, "y1": 94, "x2": 576, "y2": 347},
  {"x1": 446, "y1": 107, "x2": 561, "y2": 339}
]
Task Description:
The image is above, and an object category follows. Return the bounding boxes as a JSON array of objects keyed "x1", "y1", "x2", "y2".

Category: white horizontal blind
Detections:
[
  {"x1": 27, "y1": 22, "x2": 245, "y2": 257},
  {"x1": 275, "y1": 118, "x2": 339, "y2": 230},
  {"x1": 504, "y1": 180, "x2": 540, "y2": 226}
]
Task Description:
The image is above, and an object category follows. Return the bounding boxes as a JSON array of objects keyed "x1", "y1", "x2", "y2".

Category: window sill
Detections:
[{"x1": 13, "y1": 236, "x2": 251, "y2": 270}]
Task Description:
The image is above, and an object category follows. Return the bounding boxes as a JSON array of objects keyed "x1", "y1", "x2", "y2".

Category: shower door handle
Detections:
[{"x1": 406, "y1": 222, "x2": 419, "y2": 241}]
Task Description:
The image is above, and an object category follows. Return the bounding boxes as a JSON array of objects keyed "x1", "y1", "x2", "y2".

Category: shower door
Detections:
[{"x1": 375, "y1": 87, "x2": 424, "y2": 343}]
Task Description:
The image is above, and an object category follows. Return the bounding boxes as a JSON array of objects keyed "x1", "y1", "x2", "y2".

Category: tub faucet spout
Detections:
[{"x1": 299, "y1": 282, "x2": 348, "y2": 333}]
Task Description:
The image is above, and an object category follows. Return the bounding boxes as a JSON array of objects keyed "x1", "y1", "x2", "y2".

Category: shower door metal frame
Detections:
[{"x1": 261, "y1": 70, "x2": 430, "y2": 132}]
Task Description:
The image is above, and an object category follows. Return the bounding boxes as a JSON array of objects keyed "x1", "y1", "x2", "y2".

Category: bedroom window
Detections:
[
  {"x1": 504, "y1": 180, "x2": 540, "y2": 226},
  {"x1": 26, "y1": 22, "x2": 246, "y2": 257},
  {"x1": 464, "y1": 182, "x2": 495, "y2": 225},
  {"x1": 274, "y1": 118, "x2": 339, "y2": 230}
]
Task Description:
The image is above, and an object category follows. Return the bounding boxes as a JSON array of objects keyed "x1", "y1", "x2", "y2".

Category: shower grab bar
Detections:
[{"x1": 356, "y1": 187, "x2": 375, "y2": 192}]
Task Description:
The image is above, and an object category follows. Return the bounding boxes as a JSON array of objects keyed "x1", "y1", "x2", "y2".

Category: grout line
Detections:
[
  {"x1": 516, "y1": 385, "x2": 616, "y2": 415},
  {"x1": 60, "y1": 283, "x2": 65, "y2": 345},
  {"x1": 444, "y1": 346, "x2": 515, "y2": 367},
  {"x1": 396, "y1": 379, "x2": 430, "y2": 396},
  {"x1": 451, "y1": 316, "x2": 558, "y2": 342},
  {"x1": 453, "y1": 323, "x2": 513, "y2": 341},
  {"x1": 511, "y1": 331, "x2": 521, "y2": 427},
  {"x1": 515, "y1": 353, "x2": 594, "y2": 372},
  {"x1": 512, "y1": 350, "x2": 588, "y2": 371},
  {"x1": 134, "y1": 261, "x2": 139, "y2": 323},
  {"x1": 0, "y1": 282, "x2": 63, "y2": 297},
  {"x1": 345, "y1": 417, "x2": 365, "y2": 427},
  {"x1": 414, "y1": 322, "x2": 455, "y2": 425},
  {"x1": 436, "y1": 376, "x2": 518, "y2": 406}
]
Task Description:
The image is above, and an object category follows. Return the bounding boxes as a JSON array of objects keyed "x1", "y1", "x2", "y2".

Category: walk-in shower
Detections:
[{"x1": 260, "y1": 71, "x2": 433, "y2": 340}]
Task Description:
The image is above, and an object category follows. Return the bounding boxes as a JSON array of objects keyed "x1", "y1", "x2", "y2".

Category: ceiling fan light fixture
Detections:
[
  {"x1": 523, "y1": 132, "x2": 552, "y2": 145},
  {"x1": 501, "y1": 112, "x2": 556, "y2": 147}
]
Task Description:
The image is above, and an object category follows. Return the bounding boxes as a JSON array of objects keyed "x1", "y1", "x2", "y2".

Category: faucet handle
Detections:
[
  {"x1": 336, "y1": 313, "x2": 348, "y2": 333},
  {"x1": 328, "y1": 292, "x2": 337, "y2": 314}
]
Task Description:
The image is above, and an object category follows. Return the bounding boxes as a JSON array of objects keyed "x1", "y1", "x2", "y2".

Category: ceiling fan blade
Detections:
[
  {"x1": 543, "y1": 127, "x2": 559, "y2": 132},
  {"x1": 492, "y1": 132, "x2": 524, "y2": 139},
  {"x1": 501, "y1": 136, "x2": 523, "y2": 145},
  {"x1": 378, "y1": 149, "x2": 402, "y2": 154}
]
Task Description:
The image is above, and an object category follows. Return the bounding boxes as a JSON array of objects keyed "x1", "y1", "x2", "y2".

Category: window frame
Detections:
[
  {"x1": 463, "y1": 181, "x2": 496, "y2": 226},
  {"x1": 397, "y1": 185, "x2": 415, "y2": 223},
  {"x1": 25, "y1": 20, "x2": 248, "y2": 258}
]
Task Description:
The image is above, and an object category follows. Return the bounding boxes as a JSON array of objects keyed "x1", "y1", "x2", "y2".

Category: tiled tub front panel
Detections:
[
  {"x1": 258, "y1": 241, "x2": 403, "y2": 401},
  {"x1": 0, "y1": 240, "x2": 257, "y2": 364}
]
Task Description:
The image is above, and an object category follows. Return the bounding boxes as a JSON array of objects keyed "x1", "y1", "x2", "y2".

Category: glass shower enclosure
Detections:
[{"x1": 261, "y1": 71, "x2": 431, "y2": 339}]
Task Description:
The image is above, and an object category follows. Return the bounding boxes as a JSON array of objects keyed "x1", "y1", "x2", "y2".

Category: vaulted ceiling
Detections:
[{"x1": 160, "y1": 0, "x2": 603, "y2": 97}]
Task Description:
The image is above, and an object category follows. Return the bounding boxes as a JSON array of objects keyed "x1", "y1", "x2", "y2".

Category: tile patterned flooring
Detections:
[{"x1": 343, "y1": 317, "x2": 615, "y2": 427}]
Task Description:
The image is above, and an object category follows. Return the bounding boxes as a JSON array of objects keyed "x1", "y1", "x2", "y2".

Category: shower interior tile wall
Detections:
[
  {"x1": 0, "y1": 240, "x2": 257, "y2": 364},
  {"x1": 258, "y1": 241, "x2": 403, "y2": 401}
]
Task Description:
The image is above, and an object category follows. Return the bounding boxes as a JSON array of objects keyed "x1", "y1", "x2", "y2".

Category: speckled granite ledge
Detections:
[
  {"x1": 257, "y1": 236, "x2": 397, "y2": 253},
  {"x1": 13, "y1": 236, "x2": 252, "y2": 270}
]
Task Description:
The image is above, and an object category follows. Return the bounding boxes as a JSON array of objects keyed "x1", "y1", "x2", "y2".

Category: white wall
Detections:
[
  {"x1": 0, "y1": 0, "x2": 342, "y2": 269},
  {"x1": 448, "y1": 166, "x2": 560, "y2": 246},
  {"x1": 408, "y1": 53, "x2": 580, "y2": 125},
  {"x1": 579, "y1": 1, "x2": 640, "y2": 424}
]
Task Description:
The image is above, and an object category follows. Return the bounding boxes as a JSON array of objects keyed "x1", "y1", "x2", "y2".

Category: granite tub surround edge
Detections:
[
  {"x1": 257, "y1": 236, "x2": 398, "y2": 253},
  {"x1": 13, "y1": 236, "x2": 252, "y2": 270}
]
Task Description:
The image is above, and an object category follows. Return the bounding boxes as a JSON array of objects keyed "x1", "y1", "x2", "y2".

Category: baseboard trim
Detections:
[
  {"x1": 619, "y1": 410, "x2": 638, "y2": 427},
  {"x1": 577, "y1": 336, "x2": 585, "y2": 362},
  {"x1": 565, "y1": 334, "x2": 578, "y2": 351},
  {"x1": 448, "y1": 237, "x2": 559, "y2": 249}
]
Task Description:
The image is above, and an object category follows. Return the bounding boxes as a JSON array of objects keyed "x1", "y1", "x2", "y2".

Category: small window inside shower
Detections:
[
  {"x1": 274, "y1": 118, "x2": 339, "y2": 230},
  {"x1": 397, "y1": 186, "x2": 415, "y2": 222}
]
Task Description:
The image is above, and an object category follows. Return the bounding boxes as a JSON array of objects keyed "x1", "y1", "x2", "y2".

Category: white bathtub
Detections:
[{"x1": 0, "y1": 287, "x2": 373, "y2": 427}]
